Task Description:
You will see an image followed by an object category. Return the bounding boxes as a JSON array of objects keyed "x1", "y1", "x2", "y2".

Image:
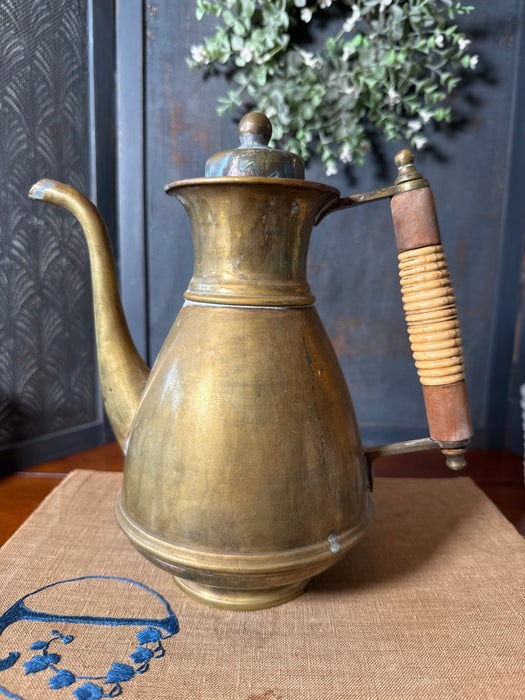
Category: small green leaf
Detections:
[
  {"x1": 256, "y1": 68, "x2": 267, "y2": 86},
  {"x1": 231, "y1": 35, "x2": 243, "y2": 51},
  {"x1": 325, "y1": 37, "x2": 336, "y2": 56},
  {"x1": 222, "y1": 9, "x2": 234, "y2": 26},
  {"x1": 233, "y1": 20, "x2": 245, "y2": 35}
]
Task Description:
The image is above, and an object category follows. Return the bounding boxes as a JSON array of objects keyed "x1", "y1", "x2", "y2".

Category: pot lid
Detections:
[{"x1": 205, "y1": 112, "x2": 305, "y2": 179}]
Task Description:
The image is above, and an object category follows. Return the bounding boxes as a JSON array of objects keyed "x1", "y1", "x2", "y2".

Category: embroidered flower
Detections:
[
  {"x1": 23, "y1": 654, "x2": 51, "y2": 674},
  {"x1": 73, "y1": 682, "x2": 104, "y2": 700},
  {"x1": 49, "y1": 668, "x2": 76, "y2": 689},
  {"x1": 23, "y1": 653, "x2": 60, "y2": 674},
  {"x1": 106, "y1": 662, "x2": 135, "y2": 683},
  {"x1": 136, "y1": 627, "x2": 162, "y2": 644},
  {"x1": 130, "y1": 647, "x2": 154, "y2": 664}
]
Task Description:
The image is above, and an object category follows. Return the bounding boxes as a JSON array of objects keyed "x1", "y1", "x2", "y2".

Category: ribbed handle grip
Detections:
[
  {"x1": 399, "y1": 244, "x2": 464, "y2": 386},
  {"x1": 390, "y1": 157, "x2": 472, "y2": 446}
]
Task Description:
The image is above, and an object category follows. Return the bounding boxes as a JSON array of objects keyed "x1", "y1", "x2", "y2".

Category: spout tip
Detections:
[{"x1": 29, "y1": 179, "x2": 57, "y2": 201}]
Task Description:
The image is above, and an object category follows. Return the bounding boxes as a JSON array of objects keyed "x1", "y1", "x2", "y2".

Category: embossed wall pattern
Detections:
[{"x1": 0, "y1": 0, "x2": 97, "y2": 447}]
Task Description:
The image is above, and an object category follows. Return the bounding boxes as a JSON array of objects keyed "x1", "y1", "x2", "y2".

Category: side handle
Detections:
[{"x1": 390, "y1": 150, "x2": 473, "y2": 464}]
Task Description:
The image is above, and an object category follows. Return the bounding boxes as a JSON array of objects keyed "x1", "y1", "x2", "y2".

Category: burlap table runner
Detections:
[{"x1": 0, "y1": 471, "x2": 523, "y2": 699}]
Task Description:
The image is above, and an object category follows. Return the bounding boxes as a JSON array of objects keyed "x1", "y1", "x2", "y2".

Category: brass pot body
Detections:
[{"x1": 115, "y1": 179, "x2": 373, "y2": 609}]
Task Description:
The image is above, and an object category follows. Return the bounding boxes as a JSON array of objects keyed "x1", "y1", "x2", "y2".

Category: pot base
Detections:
[{"x1": 173, "y1": 576, "x2": 308, "y2": 611}]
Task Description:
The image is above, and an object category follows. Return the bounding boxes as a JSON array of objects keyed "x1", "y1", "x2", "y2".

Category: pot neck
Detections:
[{"x1": 168, "y1": 179, "x2": 339, "y2": 307}]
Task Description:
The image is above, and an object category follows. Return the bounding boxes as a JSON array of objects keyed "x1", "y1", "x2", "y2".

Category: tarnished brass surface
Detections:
[
  {"x1": 165, "y1": 177, "x2": 338, "y2": 306},
  {"x1": 314, "y1": 184, "x2": 397, "y2": 224},
  {"x1": 314, "y1": 149, "x2": 429, "y2": 225},
  {"x1": 172, "y1": 577, "x2": 308, "y2": 611},
  {"x1": 205, "y1": 113, "x2": 305, "y2": 179},
  {"x1": 393, "y1": 148, "x2": 429, "y2": 192},
  {"x1": 29, "y1": 172, "x2": 374, "y2": 610},
  {"x1": 116, "y1": 303, "x2": 372, "y2": 608},
  {"x1": 364, "y1": 437, "x2": 468, "y2": 473},
  {"x1": 28, "y1": 180, "x2": 149, "y2": 451}
]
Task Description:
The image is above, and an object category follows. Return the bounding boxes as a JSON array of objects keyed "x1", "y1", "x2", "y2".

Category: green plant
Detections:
[{"x1": 188, "y1": 0, "x2": 477, "y2": 174}]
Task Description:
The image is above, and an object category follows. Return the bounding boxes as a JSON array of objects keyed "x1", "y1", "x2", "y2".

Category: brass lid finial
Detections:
[
  {"x1": 394, "y1": 148, "x2": 428, "y2": 192},
  {"x1": 238, "y1": 112, "x2": 272, "y2": 147},
  {"x1": 395, "y1": 147, "x2": 414, "y2": 168},
  {"x1": 395, "y1": 148, "x2": 417, "y2": 180}
]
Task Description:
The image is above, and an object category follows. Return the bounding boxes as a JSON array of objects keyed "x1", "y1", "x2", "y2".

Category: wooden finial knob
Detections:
[{"x1": 239, "y1": 113, "x2": 272, "y2": 146}]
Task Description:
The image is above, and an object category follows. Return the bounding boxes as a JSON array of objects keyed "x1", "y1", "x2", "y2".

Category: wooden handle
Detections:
[{"x1": 391, "y1": 182, "x2": 473, "y2": 445}]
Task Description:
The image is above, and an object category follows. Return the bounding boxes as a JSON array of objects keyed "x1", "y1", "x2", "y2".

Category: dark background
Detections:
[{"x1": 1, "y1": 0, "x2": 524, "y2": 469}]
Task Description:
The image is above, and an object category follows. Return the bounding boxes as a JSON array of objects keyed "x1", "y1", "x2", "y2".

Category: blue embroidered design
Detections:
[
  {"x1": 49, "y1": 669, "x2": 75, "y2": 689},
  {"x1": 0, "y1": 655, "x2": 19, "y2": 673},
  {"x1": 0, "y1": 685, "x2": 26, "y2": 699},
  {"x1": 0, "y1": 576, "x2": 179, "y2": 699},
  {"x1": 72, "y1": 681, "x2": 103, "y2": 699}
]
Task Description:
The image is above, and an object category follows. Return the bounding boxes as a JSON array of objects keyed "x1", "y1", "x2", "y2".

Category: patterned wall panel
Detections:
[{"x1": 0, "y1": 0, "x2": 99, "y2": 450}]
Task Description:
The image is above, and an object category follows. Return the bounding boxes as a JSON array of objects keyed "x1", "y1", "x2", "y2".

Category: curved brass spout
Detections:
[{"x1": 29, "y1": 179, "x2": 149, "y2": 451}]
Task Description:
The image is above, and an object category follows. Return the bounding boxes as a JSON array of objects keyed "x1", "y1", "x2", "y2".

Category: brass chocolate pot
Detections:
[{"x1": 29, "y1": 113, "x2": 472, "y2": 610}]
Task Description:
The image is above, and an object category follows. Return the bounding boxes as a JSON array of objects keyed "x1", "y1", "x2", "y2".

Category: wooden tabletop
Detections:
[{"x1": 0, "y1": 443, "x2": 523, "y2": 547}]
